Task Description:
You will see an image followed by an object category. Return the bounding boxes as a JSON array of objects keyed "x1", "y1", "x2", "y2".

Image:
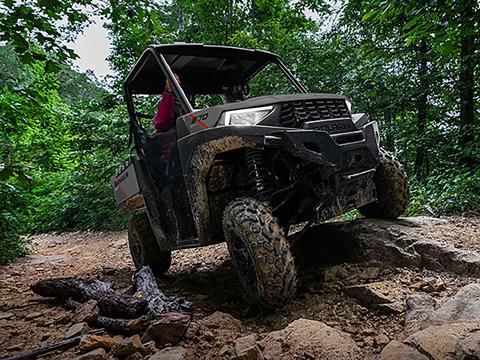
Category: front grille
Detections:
[{"x1": 280, "y1": 99, "x2": 350, "y2": 128}]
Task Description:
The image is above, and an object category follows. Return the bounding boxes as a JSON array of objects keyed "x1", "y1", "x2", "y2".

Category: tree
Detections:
[
  {"x1": 0, "y1": 0, "x2": 93, "y2": 66},
  {"x1": 458, "y1": 0, "x2": 477, "y2": 164}
]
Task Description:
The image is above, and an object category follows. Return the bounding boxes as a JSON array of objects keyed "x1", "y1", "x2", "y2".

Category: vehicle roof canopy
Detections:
[{"x1": 124, "y1": 44, "x2": 280, "y2": 95}]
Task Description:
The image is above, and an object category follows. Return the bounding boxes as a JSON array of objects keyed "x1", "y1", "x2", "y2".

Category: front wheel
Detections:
[
  {"x1": 359, "y1": 149, "x2": 409, "y2": 219},
  {"x1": 223, "y1": 197, "x2": 297, "y2": 308},
  {"x1": 128, "y1": 213, "x2": 172, "y2": 276}
]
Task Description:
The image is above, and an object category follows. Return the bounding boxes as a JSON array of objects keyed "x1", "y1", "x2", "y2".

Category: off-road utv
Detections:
[{"x1": 112, "y1": 43, "x2": 409, "y2": 308}]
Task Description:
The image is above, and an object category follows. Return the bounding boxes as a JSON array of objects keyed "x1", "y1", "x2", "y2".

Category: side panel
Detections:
[{"x1": 111, "y1": 160, "x2": 145, "y2": 213}]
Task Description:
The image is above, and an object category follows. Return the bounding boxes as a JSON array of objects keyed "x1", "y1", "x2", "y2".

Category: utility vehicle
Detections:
[{"x1": 112, "y1": 43, "x2": 409, "y2": 308}]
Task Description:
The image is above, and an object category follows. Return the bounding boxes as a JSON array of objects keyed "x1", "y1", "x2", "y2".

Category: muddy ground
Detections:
[{"x1": 0, "y1": 216, "x2": 479, "y2": 359}]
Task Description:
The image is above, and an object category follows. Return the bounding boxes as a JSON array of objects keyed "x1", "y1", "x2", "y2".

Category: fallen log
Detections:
[
  {"x1": 134, "y1": 266, "x2": 192, "y2": 316},
  {"x1": 63, "y1": 298, "x2": 149, "y2": 334},
  {"x1": 2, "y1": 329, "x2": 104, "y2": 360},
  {"x1": 31, "y1": 278, "x2": 146, "y2": 318}
]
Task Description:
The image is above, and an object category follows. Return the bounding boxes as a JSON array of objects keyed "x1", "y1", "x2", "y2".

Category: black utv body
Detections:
[{"x1": 112, "y1": 44, "x2": 409, "y2": 308}]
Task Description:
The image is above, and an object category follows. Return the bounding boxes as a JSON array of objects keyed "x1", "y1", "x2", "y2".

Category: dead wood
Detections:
[
  {"x1": 31, "y1": 277, "x2": 146, "y2": 318},
  {"x1": 133, "y1": 266, "x2": 192, "y2": 316},
  {"x1": 63, "y1": 298, "x2": 149, "y2": 334},
  {"x1": 2, "y1": 329, "x2": 104, "y2": 360}
]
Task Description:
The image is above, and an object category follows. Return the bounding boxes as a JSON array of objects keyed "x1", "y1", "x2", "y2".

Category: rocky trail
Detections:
[{"x1": 1, "y1": 216, "x2": 479, "y2": 359}]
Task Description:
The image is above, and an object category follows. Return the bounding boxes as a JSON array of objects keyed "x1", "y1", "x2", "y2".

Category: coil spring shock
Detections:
[{"x1": 245, "y1": 148, "x2": 270, "y2": 201}]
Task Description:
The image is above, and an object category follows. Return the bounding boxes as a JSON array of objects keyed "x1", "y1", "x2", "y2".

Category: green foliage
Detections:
[
  {"x1": 406, "y1": 166, "x2": 480, "y2": 216},
  {"x1": 0, "y1": 0, "x2": 479, "y2": 265},
  {"x1": 0, "y1": 0, "x2": 94, "y2": 66},
  {"x1": 0, "y1": 182, "x2": 29, "y2": 264},
  {"x1": 26, "y1": 104, "x2": 131, "y2": 232}
]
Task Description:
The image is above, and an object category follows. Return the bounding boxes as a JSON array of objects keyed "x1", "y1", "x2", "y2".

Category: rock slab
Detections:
[{"x1": 259, "y1": 318, "x2": 362, "y2": 360}]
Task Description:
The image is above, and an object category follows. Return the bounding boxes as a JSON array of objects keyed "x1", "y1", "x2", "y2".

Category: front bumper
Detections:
[
  {"x1": 178, "y1": 122, "x2": 379, "y2": 245},
  {"x1": 178, "y1": 121, "x2": 380, "y2": 176}
]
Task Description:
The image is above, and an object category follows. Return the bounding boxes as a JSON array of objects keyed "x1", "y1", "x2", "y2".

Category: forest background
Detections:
[{"x1": 1, "y1": 0, "x2": 478, "y2": 263}]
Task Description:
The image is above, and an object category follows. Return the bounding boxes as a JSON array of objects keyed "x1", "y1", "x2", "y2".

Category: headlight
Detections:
[
  {"x1": 219, "y1": 106, "x2": 273, "y2": 126},
  {"x1": 345, "y1": 100, "x2": 352, "y2": 112},
  {"x1": 372, "y1": 121, "x2": 381, "y2": 145}
]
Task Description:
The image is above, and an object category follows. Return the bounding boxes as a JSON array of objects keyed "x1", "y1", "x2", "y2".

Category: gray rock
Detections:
[
  {"x1": 65, "y1": 322, "x2": 89, "y2": 339},
  {"x1": 345, "y1": 281, "x2": 403, "y2": 313},
  {"x1": 379, "y1": 340, "x2": 429, "y2": 360},
  {"x1": 405, "y1": 322, "x2": 480, "y2": 360},
  {"x1": 72, "y1": 300, "x2": 99, "y2": 323},
  {"x1": 111, "y1": 334, "x2": 142, "y2": 357},
  {"x1": 323, "y1": 265, "x2": 348, "y2": 282},
  {"x1": 460, "y1": 330, "x2": 480, "y2": 358},
  {"x1": 422, "y1": 284, "x2": 480, "y2": 328},
  {"x1": 359, "y1": 267, "x2": 381, "y2": 281},
  {"x1": 74, "y1": 348, "x2": 108, "y2": 360},
  {"x1": 377, "y1": 301, "x2": 404, "y2": 315},
  {"x1": 294, "y1": 217, "x2": 480, "y2": 277},
  {"x1": 233, "y1": 334, "x2": 263, "y2": 360},
  {"x1": 345, "y1": 282, "x2": 393, "y2": 306},
  {"x1": 200, "y1": 311, "x2": 242, "y2": 331},
  {"x1": 259, "y1": 318, "x2": 362, "y2": 360},
  {"x1": 0, "y1": 312, "x2": 14, "y2": 320},
  {"x1": 142, "y1": 312, "x2": 190, "y2": 345},
  {"x1": 25, "y1": 311, "x2": 42, "y2": 320},
  {"x1": 125, "y1": 352, "x2": 143, "y2": 360},
  {"x1": 141, "y1": 340, "x2": 158, "y2": 355},
  {"x1": 406, "y1": 293, "x2": 436, "y2": 320},
  {"x1": 373, "y1": 334, "x2": 390, "y2": 348},
  {"x1": 413, "y1": 240, "x2": 480, "y2": 276},
  {"x1": 148, "y1": 346, "x2": 186, "y2": 360},
  {"x1": 405, "y1": 293, "x2": 436, "y2": 334}
]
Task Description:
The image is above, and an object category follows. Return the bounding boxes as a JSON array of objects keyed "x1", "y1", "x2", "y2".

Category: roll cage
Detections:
[{"x1": 123, "y1": 43, "x2": 307, "y2": 149}]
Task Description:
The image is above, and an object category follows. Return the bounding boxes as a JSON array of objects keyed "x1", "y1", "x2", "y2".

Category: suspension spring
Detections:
[{"x1": 245, "y1": 148, "x2": 270, "y2": 201}]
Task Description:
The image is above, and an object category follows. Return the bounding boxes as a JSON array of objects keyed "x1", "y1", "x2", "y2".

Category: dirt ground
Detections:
[{"x1": 0, "y1": 216, "x2": 479, "y2": 359}]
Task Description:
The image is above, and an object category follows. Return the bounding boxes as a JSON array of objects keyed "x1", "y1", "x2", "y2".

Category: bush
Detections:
[
  {"x1": 0, "y1": 181, "x2": 29, "y2": 264},
  {"x1": 406, "y1": 166, "x2": 480, "y2": 216}
]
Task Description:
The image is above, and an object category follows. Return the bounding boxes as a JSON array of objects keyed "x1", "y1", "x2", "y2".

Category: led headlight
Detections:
[
  {"x1": 372, "y1": 121, "x2": 381, "y2": 145},
  {"x1": 219, "y1": 106, "x2": 273, "y2": 126},
  {"x1": 345, "y1": 100, "x2": 352, "y2": 112}
]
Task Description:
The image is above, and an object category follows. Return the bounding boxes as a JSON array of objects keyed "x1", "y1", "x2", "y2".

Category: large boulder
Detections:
[
  {"x1": 404, "y1": 322, "x2": 480, "y2": 360},
  {"x1": 404, "y1": 293, "x2": 436, "y2": 334},
  {"x1": 259, "y1": 318, "x2": 363, "y2": 360},
  {"x1": 381, "y1": 284, "x2": 480, "y2": 359},
  {"x1": 294, "y1": 217, "x2": 480, "y2": 276},
  {"x1": 422, "y1": 283, "x2": 480, "y2": 327},
  {"x1": 379, "y1": 340, "x2": 429, "y2": 360}
]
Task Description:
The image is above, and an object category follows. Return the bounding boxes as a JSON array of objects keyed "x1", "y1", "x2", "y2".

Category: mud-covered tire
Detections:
[
  {"x1": 359, "y1": 149, "x2": 409, "y2": 219},
  {"x1": 128, "y1": 213, "x2": 171, "y2": 275},
  {"x1": 223, "y1": 197, "x2": 297, "y2": 308}
]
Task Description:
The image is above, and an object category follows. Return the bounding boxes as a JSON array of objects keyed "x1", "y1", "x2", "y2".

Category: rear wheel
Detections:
[
  {"x1": 128, "y1": 213, "x2": 171, "y2": 275},
  {"x1": 359, "y1": 149, "x2": 409, "y2": 219},
  {"x1": 223, "y1": 197, "x2": 297, "y2": 308}
]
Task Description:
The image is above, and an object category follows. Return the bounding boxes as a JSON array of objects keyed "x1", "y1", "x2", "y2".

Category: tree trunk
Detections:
[
  {"x1": 31, "y1": 278, "x2": 147, "y2": 318},
  {"x1": 414, "y1": 40, "x2": 429, "y2": 179},
  {"x1": 458, "y1": 0, "x2": 476, "y2": 165}
]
